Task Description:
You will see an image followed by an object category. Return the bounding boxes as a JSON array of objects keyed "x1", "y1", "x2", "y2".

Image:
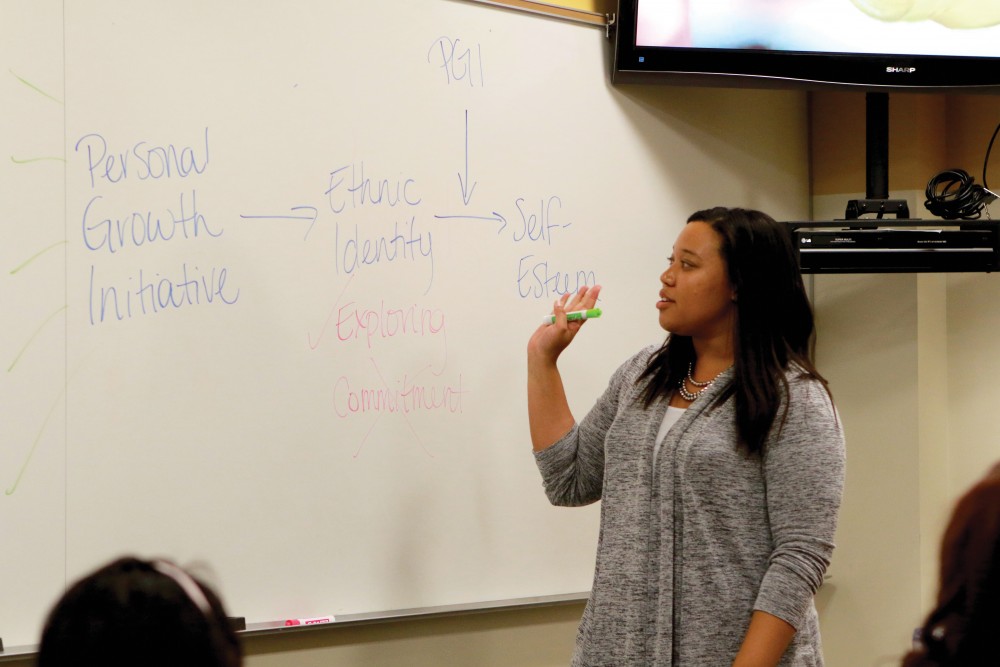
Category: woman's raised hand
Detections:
[{"x1": 527, "y1": 285, "x2": 602, "y2": 366}]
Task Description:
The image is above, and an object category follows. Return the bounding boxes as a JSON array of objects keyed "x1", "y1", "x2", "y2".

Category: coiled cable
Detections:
[{"x1": 924, "y1": 121, "x2": 1000, "y2": 220}]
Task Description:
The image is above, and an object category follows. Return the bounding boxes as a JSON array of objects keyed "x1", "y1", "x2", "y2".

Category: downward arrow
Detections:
[{"x1": 458, "y1": 109, "x2": 477, "y2": 206}]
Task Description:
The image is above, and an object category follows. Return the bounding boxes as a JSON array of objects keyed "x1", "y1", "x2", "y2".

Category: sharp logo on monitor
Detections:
[{"x1": 886, "y1": 66, "x2": 917, "y2": 74}]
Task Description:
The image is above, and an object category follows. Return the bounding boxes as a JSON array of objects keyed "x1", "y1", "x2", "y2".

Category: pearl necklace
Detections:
[{"x1": 677, "y1": 362, "x2": 728, "y2": 402}]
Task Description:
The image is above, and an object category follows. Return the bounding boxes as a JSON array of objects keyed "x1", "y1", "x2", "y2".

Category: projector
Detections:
[{"x1": 787, "y1": 222, "x2": 1000, "y2": 274}]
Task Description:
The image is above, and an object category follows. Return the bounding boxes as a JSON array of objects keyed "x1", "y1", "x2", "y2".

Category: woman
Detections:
[
  {"x1": 902, "y1": 461, "x2": 1000, "y2": 666},
  {"x1": 38, "y1": 556, "x2": 242, "y2": 667},
  {"x1": 528, "y1": 207, "x2": 845, "y2": 666}
]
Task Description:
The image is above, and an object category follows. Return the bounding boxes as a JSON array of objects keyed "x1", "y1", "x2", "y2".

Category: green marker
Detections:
[{"x1": 543, "y1": 308, "x2": 602, "y2": 325}]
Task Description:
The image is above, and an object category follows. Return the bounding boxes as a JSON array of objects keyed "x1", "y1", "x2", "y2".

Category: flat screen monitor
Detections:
[{"x1": 612, "y1": 0, "x2": 1000, "y2": 91}]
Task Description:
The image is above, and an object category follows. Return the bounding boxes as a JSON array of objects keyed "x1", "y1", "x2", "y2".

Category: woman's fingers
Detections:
[
  {"x1": 564, "y1": 285, "x2": 600, "y2": 314},
  {"x1": 580, "y1": 284, "x2": 601, "y2": 309},
  {"x1": 543, "y1": 285, "x2": 602, "y2": 337}
]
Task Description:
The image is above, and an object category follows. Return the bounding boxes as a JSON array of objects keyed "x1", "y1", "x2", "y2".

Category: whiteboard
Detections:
[{"x1": 0, "y1": 0, "x2": 810, "y2": 648}]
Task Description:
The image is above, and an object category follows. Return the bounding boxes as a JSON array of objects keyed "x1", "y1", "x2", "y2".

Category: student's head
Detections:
[
  {"x1": 687, "y1": 206, "x2": 813, "y2": 358},
  {"x1": 658, "y1": 217, "x2": 737, "y2": 342},
  {"x1": 903, "y1": 462, "x2": 1000, "y2": 666},
  {"x1": 646, "y1": 206, "x2": 823, "y2": 454},
  {"x1": 38, "y1": 556, "x2": 242, "y2": 667}
]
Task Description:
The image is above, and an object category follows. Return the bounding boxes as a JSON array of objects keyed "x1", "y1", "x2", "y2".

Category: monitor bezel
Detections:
[{"x1": 611, "y1": 0, "x2": 1000, "y2": 92}]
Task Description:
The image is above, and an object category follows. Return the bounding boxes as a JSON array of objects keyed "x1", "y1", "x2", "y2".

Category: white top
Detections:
[{"x1": 652, "y1": 405, "x2": 686, "y2": 466}]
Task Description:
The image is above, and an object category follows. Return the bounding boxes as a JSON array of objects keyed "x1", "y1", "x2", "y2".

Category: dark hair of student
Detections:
[
  {"x1": 38, "y1": 556, "x2": 242, "y2": 667},
  {"x1": 902, "y1": 463, "x2": 1000, "y2": 667},
  {"x1": 638, "y1": 206, "x2": 828, "y2": 455}
]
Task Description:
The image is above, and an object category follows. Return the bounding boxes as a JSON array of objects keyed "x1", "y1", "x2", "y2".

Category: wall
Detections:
[
  {"x1": 942, "y1": 95, "x2": 1000, "y2": 492},
  {"x1": 808, "y1": 90, "x2": 1000, "y2": 667}
]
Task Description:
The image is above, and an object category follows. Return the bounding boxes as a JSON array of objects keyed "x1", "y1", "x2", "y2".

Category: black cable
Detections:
[
  {"x1": 982, "y1": 120, "x2": 1000, "y2": 191},
  {"x1": 924, "y1": 120, "x2": 1000, "y2": 220},
  {"x1": 924, "y1": 169, "x2": 989, "y2": 220}
]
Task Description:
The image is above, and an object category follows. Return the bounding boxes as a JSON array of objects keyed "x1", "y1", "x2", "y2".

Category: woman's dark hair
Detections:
[
  {"x1": 902, "y1": 462, "x2": 1000, "y2": 667},
  {"x1": 38, "y1": 556, "x2": 242, "y2": 667},
  {"x1": 638, "y1": 206, "x2": 827, "y2": 455}
]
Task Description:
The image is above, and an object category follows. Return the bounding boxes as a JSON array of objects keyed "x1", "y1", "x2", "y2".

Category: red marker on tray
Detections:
[{"x1": 285, "y1": 615, "x2": 335, "y2": 626}]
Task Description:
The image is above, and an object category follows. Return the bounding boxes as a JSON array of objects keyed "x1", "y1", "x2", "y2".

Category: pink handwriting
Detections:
[
  {"x1": 333, "y1": 373, "x2": 465, "y2": 418},
  {"x1": 335, "y1": 299, "x2": 445, "y2": 349}
]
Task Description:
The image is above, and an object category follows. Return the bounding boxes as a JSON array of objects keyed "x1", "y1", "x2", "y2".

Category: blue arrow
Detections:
[{"x1": 458, "y1": 109, "x2": 477, "y2": 206}]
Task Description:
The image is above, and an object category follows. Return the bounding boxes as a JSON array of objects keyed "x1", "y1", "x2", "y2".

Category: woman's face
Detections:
[{"x1": 656, "y1": 221, "x2": 736, "y2": 339}]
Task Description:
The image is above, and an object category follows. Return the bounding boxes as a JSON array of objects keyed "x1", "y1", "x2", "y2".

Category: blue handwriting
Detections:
[
  {"x1": 499, "y1": 196, "x2": 568, "y2": 244},
  {"x1": 427, "y1": 36, "x2": 484, "y2": 87},
  {"x1": 517, "y1": 254, "x2": 597, "y2": 299},
  {"x1": 75, "y1": 127, "x2": 210, "y2": 189},
  {"x1": 335, "y1": 216, "x2": 435, "y2": 294},
  {"x1": 88, "y1": 261, "x2": 240, "y2": 325},
  {"x1": 326, "y1": 162, "x2": 421, "y2": 213},
  {"x1": 81, "y1": 189, "x2": 222, "y2": 254}
]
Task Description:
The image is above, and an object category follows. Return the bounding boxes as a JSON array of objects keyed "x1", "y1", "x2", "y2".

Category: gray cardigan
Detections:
[{"x1": 534, "y1": 346, "x2": 845, "y2": 666}]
